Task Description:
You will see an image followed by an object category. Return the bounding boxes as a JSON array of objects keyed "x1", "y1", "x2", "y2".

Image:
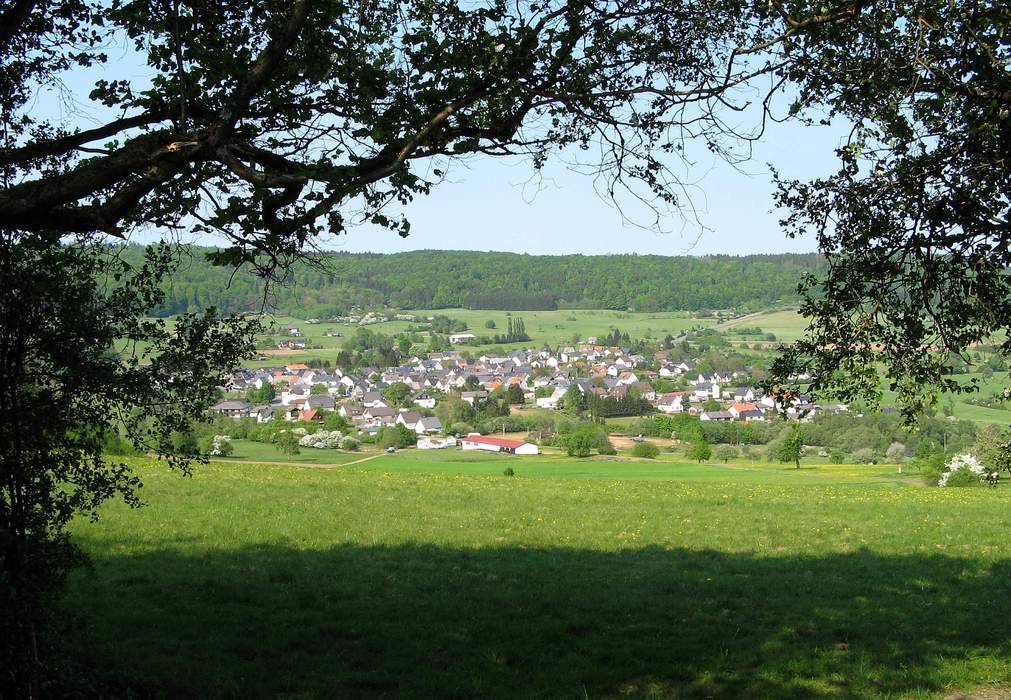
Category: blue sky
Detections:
[
  {"x1": 39, "y1": 45, "x2": 849, "y2": 257},
  {"x1": 327, "y1": 116, "x2": 846, "y2": 256}
]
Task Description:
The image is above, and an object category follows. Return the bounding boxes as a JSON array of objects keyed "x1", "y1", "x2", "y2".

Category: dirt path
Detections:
[{"x1": 219, "y1": 453, "x2": 387, "y2": 470}]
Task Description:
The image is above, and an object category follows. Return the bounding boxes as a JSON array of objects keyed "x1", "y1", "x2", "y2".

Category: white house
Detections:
[
  {"x1": 418, "y1": 436, "x2": 458, "y2": 449},
  {"x1": 449, "y1": 333, "x2": 477, "y2": 344},
  {"x1": 460, "y1": 435, "x2": 539, "y2": 455},
  {"x1": 412, "y1": 391, "x2": 437, "y2": 409}
]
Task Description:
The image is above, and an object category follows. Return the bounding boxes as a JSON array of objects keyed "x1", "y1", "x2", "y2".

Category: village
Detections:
[{"x1": 213, "y1": 336, "x2": 849, "y2": 455}]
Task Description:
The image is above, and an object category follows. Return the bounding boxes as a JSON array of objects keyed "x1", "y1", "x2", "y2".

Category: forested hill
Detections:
[{"x1": 128, "y1": 245, "x2": 822, "y2": 317}]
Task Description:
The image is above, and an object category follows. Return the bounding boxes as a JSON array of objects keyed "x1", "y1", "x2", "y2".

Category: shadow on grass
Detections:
[{"x1": 65, "y1": 544, "x2": 1011, "y2": 699}]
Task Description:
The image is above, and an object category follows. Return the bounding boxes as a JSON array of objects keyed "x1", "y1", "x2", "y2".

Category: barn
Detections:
[{"x1": 460, "y1": 435, "x2": 539, "y2": 455}]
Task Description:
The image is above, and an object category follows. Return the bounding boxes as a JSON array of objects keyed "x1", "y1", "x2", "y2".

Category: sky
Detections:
[
  {"x1": 324, "y1": 117, "x2": 846, "y2": 257},
  {"x1": 37, "y1": 40, "x2": 850, "y2": 258}
]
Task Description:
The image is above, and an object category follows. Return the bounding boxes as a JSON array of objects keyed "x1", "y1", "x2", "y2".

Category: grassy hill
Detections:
[{"x1": 65, "y1": 456, "x2": 1011, "y2": 698}]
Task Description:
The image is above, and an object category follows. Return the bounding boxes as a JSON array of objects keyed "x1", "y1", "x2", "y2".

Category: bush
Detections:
[
  {"x1": 714, "y1": 444, "x2": 737, "y2": 463},
  {"x1": 299, "y1": 430, "x2": 343, "y2": 449},
  {"x1": 503, "y1": 467, "x2": 514, "y2": 476},
  {"x1": 937, "y1": 453, "x2": 990, "y2": 487},
  {"x1": 631, "y1": 441, "x2": 660, "y2": 458},
  {"x1": 829, "y1": 449, "x2": 845, "y2": 464},
  {"x1": 377, "y1": 424, "x2": 418, "y2": 449},
  {"x1": 339, "y1": 436, "x2": 360, "y2": 451},
  {"x1": 563, "y1": 426, "x2": 597, "y2": 458},
  {"x1": 687, "y1": 440, "x2": 712, "y2": 463},
  {"x1": 851, "y1": 447, "x2": 879, "y2": 464},
  {"x1": 885, "y1": 442, "x2": 907, "y2": 462},
  {"x1": 274, "y1": 430, "x2": 300, "y2": 455}
]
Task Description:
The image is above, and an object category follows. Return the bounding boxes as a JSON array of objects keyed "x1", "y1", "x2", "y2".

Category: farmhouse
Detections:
[
  {"x1": 460, "y1": 435, "x2": 539, "y2": 455},
  {"x1": 449, "y1": 333, "x2": 476, "y2": 344}
]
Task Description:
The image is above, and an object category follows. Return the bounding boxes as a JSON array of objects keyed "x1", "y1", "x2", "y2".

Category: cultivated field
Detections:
[
  {"x1": 65, "y1": 455, "x2": 1011, "y2": 699},
  {"x1": 251, "y1": 308, "x2": 716, "y2": 364}
]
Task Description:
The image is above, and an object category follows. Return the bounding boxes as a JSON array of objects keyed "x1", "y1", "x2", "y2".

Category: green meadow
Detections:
[
  {"x1": 252, "y1": 308, "x2": 713, "y2": 364},
  {"x1": 65, "y1": 454, "x2": 1011, "y2": 699}
]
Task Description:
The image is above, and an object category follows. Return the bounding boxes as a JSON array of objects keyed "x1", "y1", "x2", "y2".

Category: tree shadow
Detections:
[{"x1": 65, "y1": 544, "x2": 1011, "y2": 698}]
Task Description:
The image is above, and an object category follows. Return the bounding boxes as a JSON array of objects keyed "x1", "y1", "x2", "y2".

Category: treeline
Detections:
[{"x1": 116, "y1": 244, "x2": 822, "y2": 317}]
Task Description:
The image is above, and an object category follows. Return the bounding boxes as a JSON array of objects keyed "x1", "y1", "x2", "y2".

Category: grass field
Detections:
[
  {"x1": 64, "y1": 455, "x2": 1011, "y2": 699},
  {"x1": 720, "y1": 308, "x2": 808, "y2": 342},
  {"x1": 249, "y1": 309, "x2": 715, "y2": 366}
]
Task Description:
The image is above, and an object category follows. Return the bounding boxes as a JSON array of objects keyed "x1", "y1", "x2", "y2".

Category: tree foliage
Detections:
[
  {"x1": 0, "y1": 239, "x2": 255, "y2": 692},
  {"x1": 770, "y1": 0, "x2": 1011, "y2": 420}
]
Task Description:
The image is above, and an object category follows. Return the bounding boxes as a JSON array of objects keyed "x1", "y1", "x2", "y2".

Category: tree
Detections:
[
  {"x1": 885, "y1": 442, "x2": 907, "y2": 464},
  {"x1": 246, "y1": 383, "x2": 276, "y2": 404},
  {"x1": 381, "y1": 382, "x2": 413, "y2": 408},
  {"x1": 310, "y1": 383, "x2": 329, "y2": 395},
  {"x1": 769, "y1": 2, "x2": 1011, "y2": 420},
  {"x1": 462, "y1": 376, "x2": 483, "y2": 392},
  {"x1": 631, "y1": 442, "x2": 660, "y2": 459},
  {"x1": 0, "y1": 0, "x2": 817, "y2": 275},
  {"x1": 0, "y1": 239, "x2": 254, "y2": 691},
  {"x1": 505, "y1": 383, "x2": 525, "y2": 405},
  {"x1": 377, "y1": 425, "x2": 418, "y2": 449},
  {"x1": 275, "y1": 430, "x2": 301, "y2": 455},
  {"x1": 484, "y1": 319, "x2": 496, "y2": 329},
  {"x1": 562, "y1": 385, "x2": 585, "y2": 417},
  {"x1": 563, "y1": 426, "x2": 598, "y2": 458},
  {"x1": 687, "y1": 439, "x2": 712, "y2": 463},
  {"x1": 777, "y1": 427, "x2": 804, "y2": 469},
  {"x1": 714, "y1": 445, "x2": 737, "y2": 463}
]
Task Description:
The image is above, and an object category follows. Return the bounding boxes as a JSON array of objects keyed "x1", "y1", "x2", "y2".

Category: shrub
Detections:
[
  {"x1": 937, "y1": 453, "x2": 991, "y2": 487},
  {"x1": 299, "y1": 430, "x2": 343, "y2": 449},
  {"x1": 377, "y1": 425, "x2": 418, "y2": 449},
  {"x1": 503, "y1": 467, "x2": 515, "y2": 476},
  {"x1": 563, "y1": 427, "x2": 596, "y2": 458},
  {"x1": 714, "y1": 444, "x2": 737, "y2": 463},
  {"x1": 851, "y1": 447, "x2": 879, "y2": 464},
  {"x1": 829, "y1": 449, "x2": 845, "y2": 464},
  {"x1": 885, "y1": 442, "x2": 907, "y2": 462},
  {"x1": 339, "y1": 436, "x2": 360, "y2": 451},
  {"x1": 631, "y1": 442, "x2": 660, "y2": 458},
  {"x1": 687, "y1": 440, "x2": 712, "y2": 463},
  {"x1": 274, "y1": 430, "x2": 300, "y2": 455}
]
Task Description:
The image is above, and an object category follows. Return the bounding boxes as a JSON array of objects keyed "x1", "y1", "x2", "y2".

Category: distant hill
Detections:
[{"x1": 124, "y1": 245, "x2": 822, "y2": 318}]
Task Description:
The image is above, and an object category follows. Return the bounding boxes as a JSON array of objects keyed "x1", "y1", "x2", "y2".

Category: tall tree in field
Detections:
[{"x1": 778, "y1": 426, "x2": 804, "y2": 470}]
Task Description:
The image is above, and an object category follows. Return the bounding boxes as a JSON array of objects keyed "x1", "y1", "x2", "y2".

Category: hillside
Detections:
[{"x1": 126, "y1": 245, "x2": 822, "y2": 317}]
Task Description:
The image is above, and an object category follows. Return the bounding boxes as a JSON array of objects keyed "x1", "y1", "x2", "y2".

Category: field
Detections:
[
  {"x1": 64, "y1": 454, "x2": 1011, "y2": 699},
  {"x1": 720, "y1": 308, "x2": 808, "y2": 342},
  {"x1": 251, "y1": 308, "x2": 715, "y2": 365}
]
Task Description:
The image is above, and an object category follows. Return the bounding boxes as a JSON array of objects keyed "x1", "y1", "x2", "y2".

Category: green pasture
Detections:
[
  {"x1": 250, "y1": 308, "x2": 714, "y2": 366},
  {"x1": 720, "y1": 308, "x2": 807, "y2": 342},
  {"x1": 216, "y1": 438, "x2": 375, "y2": 465},
  {"x1": 64, "y1": 456, "x2": 1011, "y2": 699}
]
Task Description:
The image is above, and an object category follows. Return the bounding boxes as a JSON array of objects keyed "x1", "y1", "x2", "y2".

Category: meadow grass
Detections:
[
  {"x1": 249, "y1": 309, "x2": 713, "y2": 366},
  {"x1": 217, "y1": 438, "x2": 374, "y2": 465},
  {"x1": 64, "y1": 455, "x2": 1011, "y2": 699},
  {"x1": 720, "y1": 309, "x2": 807, "y2": 342}
]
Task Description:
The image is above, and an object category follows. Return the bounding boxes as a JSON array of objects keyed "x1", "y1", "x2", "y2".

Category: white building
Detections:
[
  {"x1": 449, "y1": 333, "x2": 477, "y2": 344},
  {"x1": 460, "y1": 435, "x2": 539, "y2": 455}
]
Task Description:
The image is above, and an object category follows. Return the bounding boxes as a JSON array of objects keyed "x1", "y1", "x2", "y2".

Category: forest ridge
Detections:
[{"x1": 137, "y1": 246, "x2": 823, "y2": 317}]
